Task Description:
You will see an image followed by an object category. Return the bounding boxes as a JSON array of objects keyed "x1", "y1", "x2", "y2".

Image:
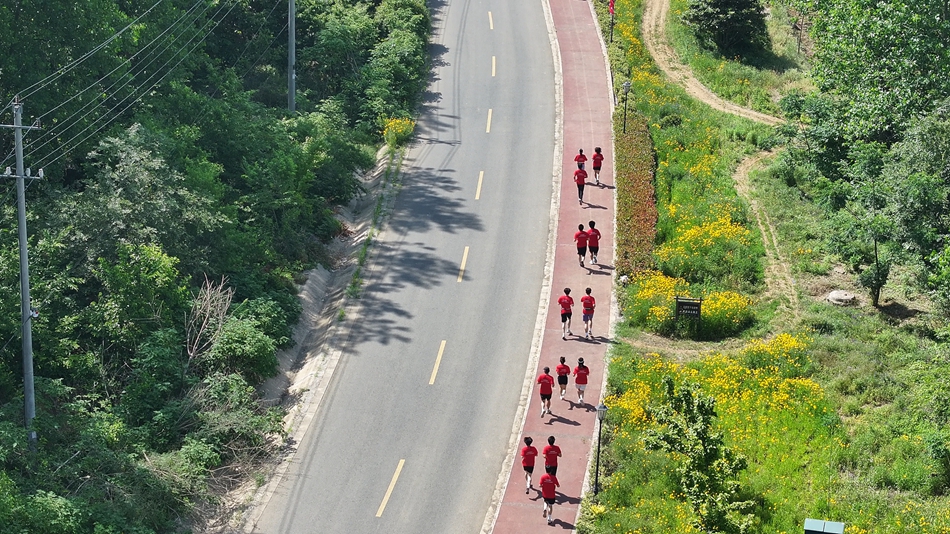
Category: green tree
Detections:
[
  {"x1": 828, "y1": 141, "x2": 895, "y2": 307},
  {"x1": 87, "y1": 243, "x2": 189, "y2": 353},
  {"x1": 644, "y1": 377, "x2": 754, "y2": 534},
  {"x1": 682, "y1": 0, "x2": 769, "y2": 55},
  {"x1": 880, "y1": 100, "x2": 950, "y2": 311},
  {"x1": 810, "y1": 0, "x2": 950, "y2": 140}
]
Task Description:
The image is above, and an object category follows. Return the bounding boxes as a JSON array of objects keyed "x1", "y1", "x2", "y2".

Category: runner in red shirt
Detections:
[
  {"x1": 555, "y1": 356, "x2": 571, "y2": 400},
  {"x1": 536, "y1": 367, "x2": 555, "y2": 417},
  {"x1": 539, "y1": 471, "x2": 560, "y2": 525},
  {"x1": 574, "y1": 148, "x2": 587, "y2": 170},
  {"x1": 587, "y1": 220, "x2": 602, "y2": 265},
  {"x1": 521, "y1": 436, "x2": 538, "y2": 494},
  {"x1": 573, "y1": 168, "x2": 588, "y2": 205},
  {"x1": 581, "y1": 287, "x2": 596, "y2": 340},
  {"x1": 557, "y1": 287, "x2": 574, "y2": 340},
  {"x1": 574, "y1": 224, "x2": 589, "y2": 268},
  {"x1": 573, "y1": 357, "x2": 590, "y2": 405},
  {"x1": 592, "y1": 146, "x2": 604, "y2": 185},
  {"x1": 542, "y1": 435, "x2": 561, "y2": 475}
]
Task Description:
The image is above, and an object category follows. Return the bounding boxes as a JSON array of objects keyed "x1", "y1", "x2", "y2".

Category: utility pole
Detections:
[
  {"x1": 288, "y1": 0, "x2": 296, "y2": 112},
  {"x1": 1, "y1": 97, "x2": 41, "y2": 449}
]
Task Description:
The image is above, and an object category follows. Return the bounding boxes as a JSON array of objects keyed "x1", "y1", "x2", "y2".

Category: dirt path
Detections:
[
  {"x1": 733, "y1": 151, "x2": 800, "y2": 323},
  {"x1": 641, "y1": 0, "x2": 783, "y2": 127}
]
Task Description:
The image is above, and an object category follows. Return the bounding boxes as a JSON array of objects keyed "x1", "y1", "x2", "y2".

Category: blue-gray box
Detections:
[{"x1": 805, "y1": 518, "x2": 845, "y2": 534}]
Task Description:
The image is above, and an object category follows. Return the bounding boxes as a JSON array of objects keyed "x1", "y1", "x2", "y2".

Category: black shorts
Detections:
[
  {"x1": 560, "y1": 312, "x2": 572, "y2": 323},
  {"x1": 577, "y1": 162, "x2": 585, "y2": 170},
  {"x1": 557, "y1": 375, "x2": 568, "y2": 385},
  {"x1": 592, "y1": 166, "x2": 602, "y2": 172},
  {"x1": 589, "y1": 246, "x2": 599, "y2": 255},
  {"x1": 545, "y1": 465, "x2": 558, "y2": 476},
  {"x1": 523, "y1": 465, "x2": 534, "y2": 474},
  {"x1": 577, "y1": 246, "x2": 587, "y2": 257},
  {"x1": 540, "y1": 393, "x2": 552, "y2": 401},
  {"x1": 544, "y1": 497, "x2": 557, "y2": 505}
]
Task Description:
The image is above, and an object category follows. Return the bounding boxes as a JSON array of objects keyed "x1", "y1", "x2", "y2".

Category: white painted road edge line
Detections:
[{"x1": 478, "y1": 0, "x2": 564, "y2": 531}]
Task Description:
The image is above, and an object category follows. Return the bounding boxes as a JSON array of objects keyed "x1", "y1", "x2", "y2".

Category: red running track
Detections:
[{"x1": 490, "y1": 0, "x2": 615, "y2": 531}]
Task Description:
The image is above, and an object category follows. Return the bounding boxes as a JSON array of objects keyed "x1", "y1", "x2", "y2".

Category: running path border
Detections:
[{"x1": 487, "y1": 0, "x2": 616, "y2": 530}]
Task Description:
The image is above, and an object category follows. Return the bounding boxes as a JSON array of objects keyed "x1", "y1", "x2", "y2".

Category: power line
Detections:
[
  {"x1": 14, "y1": 0, "x2": 166, "y2": 102},
  {"x1": 33, "y1": 0, "x2": 211, "y2": 125},
  {"x1": 37, "y1": 0, "x2": 243, "y2": 169},
  {"x1": 24, "y1": 0, "x2": 216, "y2": 163}
]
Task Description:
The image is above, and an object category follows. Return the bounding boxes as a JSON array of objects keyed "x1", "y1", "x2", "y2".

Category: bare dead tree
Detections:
[{"x1": 184, "y1": 275, "x2": 233, "y2": 379}]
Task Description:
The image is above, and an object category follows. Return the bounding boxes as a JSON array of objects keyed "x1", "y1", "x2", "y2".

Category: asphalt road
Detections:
[{"x1": 249, "y1": 0, "x2": 556, "y2": 531}]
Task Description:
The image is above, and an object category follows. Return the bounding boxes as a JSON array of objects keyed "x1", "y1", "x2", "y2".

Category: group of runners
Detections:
[
  {"x1": 574, "y1": 221, "x2": 601, "y2": 268},
  {"x1": 515, "y1": 147, "x2": 608, "y2": 526},
  {"x1": 519, "y1": 435, "x2": 563, "y2": 524},
  {"x1": 572, "y1": 147, "x2": 604, "y2": 204}
]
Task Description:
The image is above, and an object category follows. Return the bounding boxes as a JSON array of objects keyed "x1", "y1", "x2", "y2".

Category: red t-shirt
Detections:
[
  {"x1": 540, "y1": 473, "x2": 560, "y2": 499},
  {"x1": 581, "y1": 295, "x2": 596, "y2": 314},
  {"x1": 574, "y1": 153, "x2": 588, "y2": 165},
  {"x1": 521, "y1": 445, "x2": 538, "y2": 467},
  {"x1": 573, "y1": 365, "x2": 590, "y2": 385},
  {"x1": 592, "y1": 152, "x2": 604, "y2": 169},
  {"x1": 556, "y1": 363, "x2": 570, "y2": 377},
  {"x1": 537, "y1": 373, "x2": 554, "y2": 395},
  {"x1": 587, "y1": 228, "x2": 601, "y2": 247},
  {"x1": 557, "y1": 295, "x2": 573, "y2": 313},
  {"x1": 542, "y1": 444, "x2": 561, "y2": 466},
  {"x1": 574, "y1": 169, "x2": 588, "y2": 185},
  {"x1": 574, "y1": 230, "x2": 589, "y2": 248}
]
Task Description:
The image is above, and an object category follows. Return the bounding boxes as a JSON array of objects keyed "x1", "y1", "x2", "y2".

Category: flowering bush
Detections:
[
  {"x1": 383, "y1": 117, "x2": 415, "y2": 147},
  {"x1": 623, "y1": 271, "x2": 753, "y2": 339},
  {"x1": 739, "y1": 332, "x2": 812, "y2": 378},
  {"x1": 622, "y1": 270, "x2": 689, "y2": 336},
  {"x1": 655, "y1": 215, "x2": 762, "y2": 288},
  {"x1": 698, "y1": 290, "x2": 754, "y2": 339}
]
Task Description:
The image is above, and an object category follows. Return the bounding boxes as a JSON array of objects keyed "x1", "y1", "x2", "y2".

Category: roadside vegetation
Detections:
[
  {"x1": 586, "y1": 0, "x2": 950, "y2": 532},
  {"x1": 0, "y1": 0, "x2": 430, "y2": 532}
]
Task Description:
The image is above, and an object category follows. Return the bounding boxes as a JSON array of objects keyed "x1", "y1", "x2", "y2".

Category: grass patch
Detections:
[{"x1": 665, "y1": 0, "x2": 814, "y2": 115}]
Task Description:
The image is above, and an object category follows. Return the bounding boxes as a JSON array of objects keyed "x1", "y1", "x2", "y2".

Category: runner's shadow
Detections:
[
  {"x1": 544, "y1": 413, "x2": 580, "y2": 426},
  {"x1": 567, "y1": 400, "x2": 596, "y2": 412},
  {"x1": 582, "y1": 202, "x2": 608, "y2": 210},
  {"x1": 551, "y1": 518, "x2": 576, "y2": 530},
  {"x1": 557, "y1": 492, "x2": 582, "y2": 506}
]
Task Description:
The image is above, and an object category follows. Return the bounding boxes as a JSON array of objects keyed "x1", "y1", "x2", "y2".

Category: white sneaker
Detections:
[{"x1": 567, "y1": 330, "x2": 573, "y2": 336}]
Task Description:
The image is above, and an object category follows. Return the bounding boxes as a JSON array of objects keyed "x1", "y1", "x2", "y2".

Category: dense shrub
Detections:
[{"x1": 614, "y1": 119, "x2": 658, "y2": 276}]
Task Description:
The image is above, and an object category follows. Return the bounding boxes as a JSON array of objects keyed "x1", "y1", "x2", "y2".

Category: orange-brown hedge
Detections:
[{"x1": 614, "y1": 115, "x2": 657, "y2": 276}]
